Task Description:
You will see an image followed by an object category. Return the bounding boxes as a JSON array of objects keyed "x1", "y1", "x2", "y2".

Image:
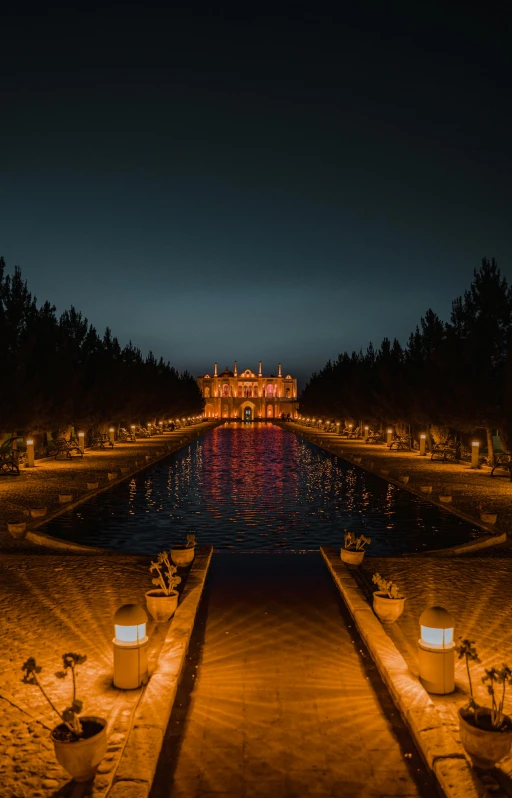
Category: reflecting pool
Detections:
[{"x1": 42, "y1": 423, "x2": 480, "y2": 555}]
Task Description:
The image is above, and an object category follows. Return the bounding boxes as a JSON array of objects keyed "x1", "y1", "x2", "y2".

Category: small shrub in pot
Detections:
[
  {"x1": 340, "y1": 530, "x2": 371, "y2": 565},
  {"x1": 146, "y1": 551, "x2": 182, "y2": 622},
  {"x1": 372, "y1": 573, "x2": 405, "y2": 623},
  {"x1": 170, "y1": 533, "x2": 196, "y2": 567}
]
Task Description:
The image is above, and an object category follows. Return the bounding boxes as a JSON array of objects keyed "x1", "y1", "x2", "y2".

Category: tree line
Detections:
[
  {"x1": 0, "y1": 259, "x2": 203, "y2": 437},
  {"x1": 300, "y1": 259, "x2": 512, "y2": 463}
]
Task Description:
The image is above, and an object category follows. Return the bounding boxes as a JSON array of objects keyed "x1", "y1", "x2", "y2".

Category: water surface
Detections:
[{"x1": 43, "y1": 423, "x2": 480, "y2": 555}]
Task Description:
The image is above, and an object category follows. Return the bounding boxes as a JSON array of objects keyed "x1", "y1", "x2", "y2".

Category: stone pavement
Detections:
[{"x1": 150, "y1": 554, "x2": 439, "y2": 798}]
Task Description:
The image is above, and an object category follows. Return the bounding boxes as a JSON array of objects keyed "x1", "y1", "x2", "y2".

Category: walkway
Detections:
[{"x1": 150, "y1": 554, "x2": 438, "y2": 798}]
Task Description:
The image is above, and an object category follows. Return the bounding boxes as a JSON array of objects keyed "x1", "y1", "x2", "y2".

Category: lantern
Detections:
[
  {"x1": 386, "y1": 428, "x2": 393, "y2": 446},
  {"x1": 418, "y1": 606, "x2": 455, "y2": 694},
  {"x1": 78, "y1": 432, "x2": 85, "y2": 453},
  {"x1": 109, "y1": 427, "x2": 115, "y2": 444},
  {"x1": 419, "y1": 434, "x2": 426, "y2": 456},
  {"x1": 26, "y1": 439, "x2": 35, "y2": 468},
  {"x1": 113, "y1": 604, "x2": 149, "y2": 689},
  {"x1": 364, "y1": 425, "x2": 369, "y2": 441},
  {"x1": 471, "y1": 441, "x2": 479, "y2": 469}
]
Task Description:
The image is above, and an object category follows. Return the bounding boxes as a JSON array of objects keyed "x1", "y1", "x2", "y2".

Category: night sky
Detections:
[{"x1": 2, "y1": 3, "x2": 511, "y2": 384}]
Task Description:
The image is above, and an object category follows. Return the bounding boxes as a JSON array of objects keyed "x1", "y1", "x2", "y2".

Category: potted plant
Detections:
[
  {"x1": 170, "y1": 533, "x2": 196, "y2": 567},
  {"x1": 7, "y1": 519, "x2": 27, "y2": 538},
  {"x1": 477, "y1": 504, "x2": 497, "y2": 525},
  {"x1": 146, "y1": 551, "x2": 182, "y2": 622},
  {"x1": 372, "y1": 573, "x2": 405, "y2": 623},
  {"x1": 439, "y1": 492, "x2": 452, "y2": 503},
  {"x1": 340, "y1": 530, "x2": 371, "y2": 566},
  {"x1": 456, "y1": 639, "x2": 512, "y2": 768},
  {"x1": 21, "y1": 654, "x2": 107, "y2": 782}
]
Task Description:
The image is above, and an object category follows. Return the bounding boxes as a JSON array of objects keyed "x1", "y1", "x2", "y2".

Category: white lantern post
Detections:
[
  {"x1": 419, "y1": 434, "x2": 426, "y2": 456},
  {"x1": 471, "y1": 441, "x2": 480, "y2": 469},
  {"x1": 418, "y1": 606, "x2": 455, "y2": 694},
  {"x1": 26, "y1": 439, "x2": 35, "y2": 468},
  {"x1": 386, "y1": 428, "x2": 393, "y2": 447},
  {"x1": 109, "y1": 427, "x2": 115, "y2": 445},
  {"x1": 78, "y1": 432, "x2": 85, "y2": 453},
  {"x1": 113, "y1": 604, "x2": 149, "y2": 689},
  {"x1": 364, "y1": 425, "x2": 369, "y2": 442}
]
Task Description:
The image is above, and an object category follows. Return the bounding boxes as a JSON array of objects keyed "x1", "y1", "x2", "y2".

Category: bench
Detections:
[
  {"x1": 389, "y1": 435, "x2": 411, "y2": 450},
  {"x1": 47, "y1": 437, "x2": 84, "y2": 460},
  {"x1": 431, "y1": 440, "x2": 460, "y2": 462},
  {"x1": 118, "y1": 428, "x2": 136, "y2": 442},
  {"x1": 366, "y1": 430, "x2": 384, "y2": 444},
  {"x1": 89, "y1": 432, "x2": 114, "y2": 450},
  {"x1": 0, "y1": 437, "x2": 23, "y2": 475},
  {"x1": 490, "y1": 452, "x2": 512, "y2": 481}
]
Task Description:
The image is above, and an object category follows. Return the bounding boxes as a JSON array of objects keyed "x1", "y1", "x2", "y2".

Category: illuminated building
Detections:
[{"x1": 198, "y1": 362, "x2": 298, "y2": 421}]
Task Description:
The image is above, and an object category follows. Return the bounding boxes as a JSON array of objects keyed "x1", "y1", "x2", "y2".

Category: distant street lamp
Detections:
[{"x1": 418, "y1": 606, "x2": 455, "y2": 694}]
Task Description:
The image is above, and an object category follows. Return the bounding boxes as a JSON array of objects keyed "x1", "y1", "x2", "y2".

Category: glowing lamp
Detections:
[
  {"x1": 77, "y1": 431, "x2": 85, "y2": 453},
  {"x1": 471, "y1": 440, "x2": 479, "y2": 469},
  {"x1": 159, "y1": 421, "x2": 163, "y2": 426},
  {"x1": 109, "y1": 427, "x2": 115, "y2": 444},
  {"x1": 113, "y1": 604, "x2": 149, "y2": 690},
  {"x1": 386, "y1": 428, "x2": 393, "y2": 446},
  {"x1": 363, "y1": 425, "x2": 369, "y2": 441},
  {"x1": 419, "y1": 434, "x2": 426, "y2": 456},
  {"x1": 26, "y1": 439, "x2": 35, "y2": 468},
  {"x1": 418, "y1": 606, "x2": 455, "y2": 694}
]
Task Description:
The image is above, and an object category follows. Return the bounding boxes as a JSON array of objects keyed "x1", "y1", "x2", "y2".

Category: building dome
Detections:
[{"x1": 219, "y1": 368, "x2": 234, "y2": 377}]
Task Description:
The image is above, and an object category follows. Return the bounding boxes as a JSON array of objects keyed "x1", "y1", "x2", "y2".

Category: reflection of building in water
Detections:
[{"x1": 198, "y1": 362, "x2": 298, "y2": 420}]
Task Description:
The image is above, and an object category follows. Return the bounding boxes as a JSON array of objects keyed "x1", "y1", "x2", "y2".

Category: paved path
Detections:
[{"x1": 151, "y1": 554, "x2": 438, "y2": 798}]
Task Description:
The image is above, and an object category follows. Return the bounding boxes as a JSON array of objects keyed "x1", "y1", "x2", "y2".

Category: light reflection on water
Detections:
[{"x1": 44, "y1": 423, "x2": 479, "y2": 555}]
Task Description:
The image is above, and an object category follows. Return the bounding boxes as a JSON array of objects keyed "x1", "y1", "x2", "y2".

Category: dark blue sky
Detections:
[{"x1": 2, "y1": 2, "x2": 511, "y2": 383}]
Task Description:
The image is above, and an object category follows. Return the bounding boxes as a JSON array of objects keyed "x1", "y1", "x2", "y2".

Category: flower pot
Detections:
[
  {"x1": 7, "y1": 521, "x2": 26, "y2": 538},
  {"x1": 420, "y1": 486, "x2": 432, "y2": 494},
  {"x1": 353, "y1": 456, "x2": 362, "y2": 464},
  {"x1": 372, "y1": 591, "x2": 405, "y2": 624},
  {"x1": 86, "y1": 482, "x2": 99, "y2": 491},
  {"x1": 399, "y1": 476, "x2": 409, "y2": 484},
  {"x1": 120, "y1": 467, "x2": 130, "y2": 475},
  {"x1": 340, "y1": 548, "x2": 365, "y2": 566},
  {"x1": 145, "y1": 589, "x2": 179, "y2": 622},
  {"x1": 58, "y1": 494, "x2": 73, "y2": 504},
  {"x1": 439, "y1": 495, "x2": 452, "y2": 503},
  {"x1": 30, "y1": 507, "x2": 47, "y2": 518},
  {"x1": 51, "y1": 716, "x2": 107, "y2": 782},
  {"x1": 107, "y1": 473, "x2": 117, "y2": 481},
  {"x1": 380, "y1": 469, "x2": 389, "y2": 476},
  {"x1": 480, "y1": 513, "x2": 497, "y2": 525},
  {"x1": 458, "y1": 707, "x2": 512, "y2": 769},
  {"x1": 170, "y1": 546, "x2": 195, "y2": 567}
]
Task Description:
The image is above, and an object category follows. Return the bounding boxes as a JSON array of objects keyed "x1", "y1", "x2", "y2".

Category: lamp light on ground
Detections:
[
  {"x1": 419, "y1": 434, "x2": 426, "y2": 456},
  {"x1": 364, "y1": 426, "x2": 369, "y2": 441},
  {"x1": 78, "y1": 432, "x2": 85, "y2": 453},
  {"x1": 471, "y1": 441, "x2": 479, "y2": 468},
  {"x1": 113, "y1": 604, "x2": 149, "y2": 689},
  {"x1": 418, "y1": 606, "x2": 455, "y2": 694},
  {"x1": 26, "y1": 439, "x2": 35, "y2": 468},
  {"x1": 109, "y1": 427, "x2": 115, "y2": 444},
  {"x1": 386, "y1": 428, "x2": 393, "y2": 446}
]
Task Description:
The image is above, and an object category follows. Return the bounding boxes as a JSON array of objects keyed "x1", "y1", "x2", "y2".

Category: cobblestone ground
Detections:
[
  {"x1": 151, "y1": 554, "x2": 439, "y2": 798},
  {"x1": 0, "y1": 554, "x2": 174, "y2": 798},
  {"x1": 0, "y1": 425, "x2": 215, "y2": 551},
  {"x1": 356, "y1": 555, "x2": 512, "y2": 794},
  {"x1": 287, "y1": 423, "x2": 512, "y2": 549}
]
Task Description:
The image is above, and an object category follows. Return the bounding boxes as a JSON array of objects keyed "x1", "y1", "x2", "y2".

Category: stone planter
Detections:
[
  {"x1": 120, "y1": 466, "x2": 130, "y2": 475},
  {"x1": 399, "y1": 475, "x2": 409, "y2": 484},
  {"x1": 30, "y1": 507, "x2": 47, "y2": 518},
  {"x1": 459, "y1": 707, "x2": 512, "y2": 769},
  {"x1": 58, "y1": 494, "x2": 73, "y2": 504},
  {"x1": 145, "y1": 589, "x2": 179, "y2": 622},
  {"x1": 439, "y1": 495, "x2": 452, "y2": 503},
  {"x1": 7, "y1": 521, "x2": 26, "y2": 538},
  {"x1": 372, "y1": 591, "x2": 405, "y2": 624},
  {"x1": 170, "y1": 546, "x2": 195, "y2": 567},
  {"x1": 86, "y1": 482, "x2": 99, "y2": 491},
  {"x1": 51, "y1": 717, "x2": 107, "y2": 782},
  {"x1": 107, "y1": 473, "x2": 117, "y2": 481},
  {"x1": 420, "y1": 486, "x2": 432, "y2": 494},
  {"x1": 480, "y1": 512, "x2": 497, "y2": 525},
  {"x1": 380, "y1": 469, "x2": 389, "y2": 476},
  {"x1": 340, "y1": 548, "x2": 365, "y2": 566},
  {"x1": 353, "y1": 456, "x2": 362, "y2": 464}
]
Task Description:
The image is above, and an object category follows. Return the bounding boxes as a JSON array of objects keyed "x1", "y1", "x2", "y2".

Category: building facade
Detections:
[{"x1": 198, "y1": 362, "x2": 298, "y2": 421}]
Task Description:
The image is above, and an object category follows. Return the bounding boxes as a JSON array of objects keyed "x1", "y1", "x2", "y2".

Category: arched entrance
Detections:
[{"x1": 240, "y1": 401, "x2": 256, "y2": 422}]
